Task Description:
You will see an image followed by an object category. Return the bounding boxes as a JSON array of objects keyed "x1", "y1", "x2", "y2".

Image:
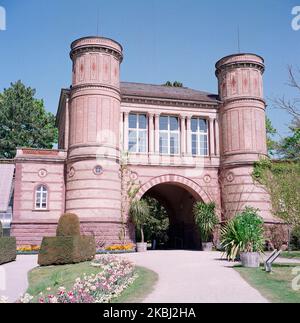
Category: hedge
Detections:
[
  {"x1": 56, "y1": 213, "x2": 81, "y2": 237},
  {"x1": 38, "y1": 236, "x2": 96, "y2": 266},
  {"x1": 0, "y1": 237, "x2": 17, "y2": 265}
]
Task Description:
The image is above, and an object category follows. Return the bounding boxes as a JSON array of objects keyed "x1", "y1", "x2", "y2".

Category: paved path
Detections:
[
  {"x1": 1, "y1": 251, "x2": 299, "y2": 303},
  {"x1": 0, "y1": 255, "x2": 37, "y2": 303},
  {"x1": 123, "y1": 251, "x2": 268, "y2": 303}
]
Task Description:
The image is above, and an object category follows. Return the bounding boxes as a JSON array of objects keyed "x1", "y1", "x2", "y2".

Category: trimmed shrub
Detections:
[
  {"x1": 56, "y1": 213, "x2": 80, "y2": 237},
  {"x1": 38, "y1": 213, "x2": 96, "y2": 266},
  {"x1": 38, "y1": 236, "x2": 96, "y2": 266},
  {"x1": 0, "y1": 237, "x2": 17, "y2": 265},
  {"x1": 0, "y1": 221, "x2": 2, "y2": 237}
]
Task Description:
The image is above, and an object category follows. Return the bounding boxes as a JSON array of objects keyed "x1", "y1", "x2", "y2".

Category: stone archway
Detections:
[
  {"x1": 136, "y1": 174, "x2": 211, "y2": 203},
  {"x1": 136, "y1": 175, "x2": 212, "y2": 250}
]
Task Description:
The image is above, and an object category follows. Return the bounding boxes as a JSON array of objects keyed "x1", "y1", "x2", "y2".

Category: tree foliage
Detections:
[
  {"x1": 129, "y1": 199, "x2": 151, "y2": 243},
  {"x1": 164, "y1": 81, "x2": 183, "y2": 88},
  {"x1": 142, "y1": 197, "x2": 169, "y2": 245},
  {"x1": 277, "y1": 127, "x2": 300, "y2": 161},
  {"x1": 253, "y1": 158, "x2": 300, "y2": 227},
  {"x1": 0, "y1": 81, "x2": 58, "y2": 159},
  {"x1": 266, "y1": 117, "x2": 277, "y2": 156}
]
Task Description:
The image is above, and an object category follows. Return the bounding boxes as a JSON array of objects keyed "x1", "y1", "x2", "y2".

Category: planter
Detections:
[
  {"x1": 202, "y1": 242, "x2": 213, "y2": 252},
  {"x1": 136, "y1": 242, "x2": 148, "y2": 253},
  {"x1": 240, "y1": 252, "x2": 260, "y2": 268}
]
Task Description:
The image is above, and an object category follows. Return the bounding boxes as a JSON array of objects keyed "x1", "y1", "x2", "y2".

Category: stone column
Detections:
[
  {"x1": 209, "y1": 117, "x2": 215, "y2": 156},
  {"x1": 149, "y1": 113, "x2": 155, "y2": 154},
  {"x1": 154, "y1": 114, "x2": 160, "y2": 154},
  {"x1": 186, "y1": 116, "x2": 192, "y2": 155},
  {"x1": 180, "y1": 115, "x2": 186, "y2": 155},
  {"x1": 124, "y1": 112, "x2": 129, "y2": 152},
  {"x1": 120, "y1": 112, "x2": 124, "y2": 151},
  {"x1": 215, "y1": 117, "x2": 220, "y2": 156},
  {"x1": 64, "y1": 98, "x2": 70, "y2": 149}
]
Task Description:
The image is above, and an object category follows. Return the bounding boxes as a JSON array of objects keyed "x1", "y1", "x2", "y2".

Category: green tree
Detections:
[
  {"x1": 163, "y1": 81, "x2": 183, "y2": 88},
  {"x1": 277, "y1": 127, "x2": 300, "y2": 161},
  {"x1": 0, "y1": 81, "x2": 58, "y2": 159},
  {"x1": 266, "y1": 117, "x2": 277, "y2": 156},
  {"x1": 142, "y1": 197, "x2": 169, "y2": 245},
  {"x1": 272, "y1": 66, "x2": 300, "y2": 160},
  {"x1": 253, "y1": 159, "x2": 300, "y2": 228}
]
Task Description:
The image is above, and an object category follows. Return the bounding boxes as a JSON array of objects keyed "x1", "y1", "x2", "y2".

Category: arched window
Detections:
[{"x1": 35, "y1": 185, "x2": 48, "y2": 210}]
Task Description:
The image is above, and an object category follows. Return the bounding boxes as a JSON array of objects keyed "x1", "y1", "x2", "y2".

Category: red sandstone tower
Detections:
[
  {"x1": 216, "y1": 54, "x2": 275, "y2": 222},
  {"x1": 66, "y1": 37, "x2": 124, "y2": 242}
]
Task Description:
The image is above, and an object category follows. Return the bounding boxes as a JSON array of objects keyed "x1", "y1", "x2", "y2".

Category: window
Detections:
[
  {"x1": 191, "y1": 118, "x2": 208, "y2": 156},
  {"x1": 159, "y1": 116, "x2": 180, "y2": 155},
  {"x1": 128, "y1": 113, "x2": 147, "y2": 153},
  {"x1": 35, "y1": 185, "x2": 48, "y2": 210}
]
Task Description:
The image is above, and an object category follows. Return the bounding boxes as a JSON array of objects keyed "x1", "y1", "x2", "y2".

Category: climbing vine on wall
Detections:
[
  {"x1": 119, "y1": 151, "x2": 142, "y2": 244},
  {"x1": 253, "y1": 158, "x2": 300, "y2": 228}
]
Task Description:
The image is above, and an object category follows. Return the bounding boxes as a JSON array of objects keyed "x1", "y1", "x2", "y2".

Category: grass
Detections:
[
  {"x1": 26, "y1": 262, "x2": 157, "y2": 303},
  {"x1": 280, "y1": 251, "x2": 300, "y2": 260},
  {"x1": 235, "y1": 264, "x2": 300, "y2": 303}
]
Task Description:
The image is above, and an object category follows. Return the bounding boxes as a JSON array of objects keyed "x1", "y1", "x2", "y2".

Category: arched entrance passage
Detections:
[{"x1": 136, "y1": 175, "x2": 211, "y2": 250}]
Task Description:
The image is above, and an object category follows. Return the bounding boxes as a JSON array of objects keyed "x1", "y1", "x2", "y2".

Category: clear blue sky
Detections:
[{"x1": 0, "y1": 0, "x2": 299, "y2": 138}]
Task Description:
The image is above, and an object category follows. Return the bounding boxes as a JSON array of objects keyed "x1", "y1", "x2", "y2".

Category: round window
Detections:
[{"x1": 94, "y1": 165, "x2": 103, "y2": 175}]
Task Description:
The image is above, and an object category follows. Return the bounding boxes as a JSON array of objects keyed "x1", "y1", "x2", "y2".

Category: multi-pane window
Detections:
[
  {"x1": 128, "y1": 113, "x2": 147, "y2": 153},
  {"x1": 159, "y1": 116, "x2": 180, "y2": 155},
  {"x1": 35, "y1": 185, "x2": 48, "y2": 210},
  {"x1": 191, "y1": 118, "x2": 208, "y2": 156}
]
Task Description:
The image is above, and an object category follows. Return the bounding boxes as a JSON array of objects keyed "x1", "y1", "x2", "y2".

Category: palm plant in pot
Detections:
[
  {"x1": 221, "y1": 207, "x2": 265, "y2": 268},
  {"x1": 129, "y1": 199, "x2": 150, "y2": 252},
  {"x1": 193, "y1": 202, "x2": 218, "y2": 251}
]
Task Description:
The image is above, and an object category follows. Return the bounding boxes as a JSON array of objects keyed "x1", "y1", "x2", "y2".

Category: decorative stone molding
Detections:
[
  {"x1": 70, "y1": 83, "x2": 121, "y2": 94},
  {"x1": 70, "y1": 46, "x2": 123, "y2": 63},
  {"x1": 38, "y1": 169, "x2": 48, "y2": 178},
  {"x1": 130, "y1": 171, "x2": 139, "y2": 181},
  {"x1": 203, "y1": 174, "x2": 211, "y2": 184},
  {"x1": 216, "y1": 62, "x2": 265, "y2": 76},
  {"x1": 68, "y1": 167, "x2": 75, "y2": 178},
  {"x1": 226, "y1": 172, "x2": 235, "y2": 183}
]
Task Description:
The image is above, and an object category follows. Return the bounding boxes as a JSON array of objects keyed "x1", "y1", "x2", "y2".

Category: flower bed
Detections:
[
  {"x1": 105, "y1": 244, "x2": 135, "y2": 251},
  {"x1": 96, "y1": 244, "x2": 136, "y2": 255},
  {"x1": 17, "y1": 245, "x2": 40, "y2": 255},
  {"x1": 19, "y1": 255, "x2": 138, "y2": 303}
]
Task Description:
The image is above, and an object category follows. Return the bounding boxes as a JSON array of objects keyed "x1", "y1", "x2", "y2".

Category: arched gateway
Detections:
[
  {"x1": 136, "y1": 175, "x2": 211, "y2": 203},
  {"x1": 136, "y1": 175, "x2": 213, "y2": 250}
]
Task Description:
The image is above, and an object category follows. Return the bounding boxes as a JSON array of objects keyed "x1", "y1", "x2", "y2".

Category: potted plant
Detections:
[
  {"x1": 193, "y1": 202, "x2": 218, "y2": 251},
  {"x1": 221, "y1": 207, "x2": 265, "y2": 268},
  {"x1": 129, "y1": 199, "x2": 150, "y2": 252}
]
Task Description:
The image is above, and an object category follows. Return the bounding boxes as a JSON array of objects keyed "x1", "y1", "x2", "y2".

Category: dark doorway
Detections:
[{"x1": 141, "y1": 182, "x2": 201, "y2": 250}]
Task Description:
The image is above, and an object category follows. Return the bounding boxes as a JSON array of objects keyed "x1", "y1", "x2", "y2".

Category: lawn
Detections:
[
  {"x1": 280, "y1": 251, "x2": 300, "y2": 260},
  {"x1": 26, "y1": 262, "x2": 158, "y2": 303},
  {"x1": 236, "y1": 264, "x2": 300, "y2": 303}
]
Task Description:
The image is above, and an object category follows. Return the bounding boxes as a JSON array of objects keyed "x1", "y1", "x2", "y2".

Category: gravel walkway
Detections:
[
  {"x1": 0, "y1": 255, "x2": 38, "y2": 303},
  {"x1": 123, "y1": 251, "x2": 268, "y2": 303}
]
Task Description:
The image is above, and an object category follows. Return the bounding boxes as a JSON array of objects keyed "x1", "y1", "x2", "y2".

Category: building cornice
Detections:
[
  {"x1": 121, "y1": 95, "x2": 221, "y2": 109},
  {"x1": 216, "y1": 62, "x2": 265, "y2": 76},
  {"x1": 70, "y1": 46, "x2": 123, "y2": 63}
]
